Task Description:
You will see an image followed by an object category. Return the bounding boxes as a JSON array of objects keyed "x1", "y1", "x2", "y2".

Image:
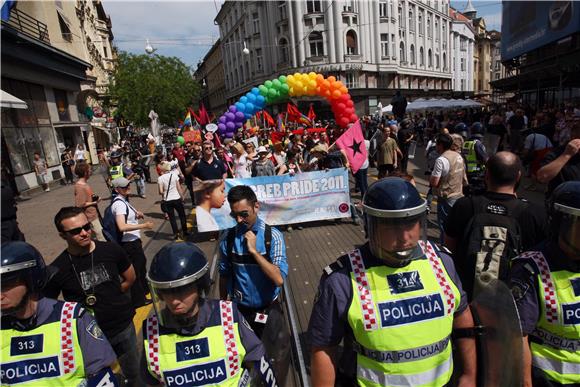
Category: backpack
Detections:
[
  {"x1": 460, "y1": 196, "x2": 528, "y2": 297},
  {"x1": 102, "y1": 197, "x2": 128, "y2": 244},
  {"x1": 324, "y1": 151, "x2": 345, "y2": 169}
]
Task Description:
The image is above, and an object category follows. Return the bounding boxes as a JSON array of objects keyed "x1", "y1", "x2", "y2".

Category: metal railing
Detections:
[{"x1": 3, "y1": 7, "x2": 50, "y2": 43}]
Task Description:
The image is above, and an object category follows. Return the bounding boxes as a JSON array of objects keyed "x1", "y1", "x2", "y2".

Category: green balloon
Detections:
[
  {"x1": 258, "y1": 85, "x2": 268, "y2": 96},
  {"x1": 280, "y1": 83, "x2": 290, "y2": 94},
  {"x1": 177, "y1": 136, "x2": 185, "y2": 145},
  {"x1": 264, "y1": 80, "x2": 273, "y2": 88},
  {"x1": 268, "y1": 88, "x2": 278, "y2": 98},
  {"x1": 272, "y1": 79, "x2": 282, "y2": 89},
  {"x1": 278, "y1": 75, "x2": 287, "y2": 84}
]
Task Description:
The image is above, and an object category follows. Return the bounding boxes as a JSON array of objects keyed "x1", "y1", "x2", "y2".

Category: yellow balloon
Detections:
[
  {"x1": 289, "y1": 87, "x2": 295, "y2": 95},
  {"x1": 308, "y1": 72, "x2": 317, "y2": 80},
  {"x1": 309, "y1": 80, "x2": 317, "y2": 89},
  {"x1": 302, "y1": 86, "x2": 308, "y2": 94},
  {"x1": 295, "y1": 81, "x2": 304, "y2": 90},
  {"x1": 287, "y1": 75, "x2": 294, "y2": 83}
]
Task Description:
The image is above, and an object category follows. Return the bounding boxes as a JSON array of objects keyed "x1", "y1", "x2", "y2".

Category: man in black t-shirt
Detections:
[
  {"x1": 192, "y1": 140, "x2": 227, "y2": 181},
  {"x1": 537, "y1": 122, "x2": 580, "y2": 197},
  {"x1": 444, "y1": 152, "x2": 547, "y2": 298},
  {"x1": 44, "y1": 206, "x2": 142, "y2": 387}
]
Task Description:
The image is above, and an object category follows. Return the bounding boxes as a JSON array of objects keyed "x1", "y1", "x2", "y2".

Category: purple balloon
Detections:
[
  {"x1": 225, "y1": 112, "x2": 235, "y2": 121},
  {"x1": 225, "y1": 132, "x2": 234, "y2": 138},
  {"x1": 229, "y1": 105, "x2": 237, "y2": 113},
  {"x1": 235, "y1": 111, "x2": 245, "y2": 121},
  {"x1": 217, "y1": 123, "x2": 226, "y2": 132},
  {"x1": 226, "y1": 121, "x2": 235, "y2": 130},
  {"x1": 218, "y1": 116, "x2": 227, "y2": 124},
  {"x1": 235, "y1": 121, "x2": 243, "y2": 129}
]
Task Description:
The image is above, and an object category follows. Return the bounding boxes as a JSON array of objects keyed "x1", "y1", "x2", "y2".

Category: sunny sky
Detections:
[{"x1": 104, "y1": 0, "x2": 502, "y2": 68}]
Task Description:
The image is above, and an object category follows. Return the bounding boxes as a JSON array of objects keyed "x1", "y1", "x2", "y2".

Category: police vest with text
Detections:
[
  {"x1": 109, "y1": 165, "x2": 123, "y2": 180},
  {"x1": 462, "y1": 140, "x2": 482, "y2": 174},
  {"x1": 0, "y1": 301, "x2": 86, "y2": 386},
  {"x1": 516, "y1": 251, "x2": 580, "y2": 384},
  {"x1": 144, "y1": 300, "x2": 247, "y2": 387},
  {"x1": 343, "y1": 242, "x2": 461, "y2": 387}
]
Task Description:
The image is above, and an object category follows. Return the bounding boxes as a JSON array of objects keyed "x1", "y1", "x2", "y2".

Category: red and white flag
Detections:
[{"x1": 335, "y1": 120, "x2": 367, "y2": 174}]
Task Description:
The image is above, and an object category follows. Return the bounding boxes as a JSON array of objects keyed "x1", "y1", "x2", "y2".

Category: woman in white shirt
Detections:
[
  {"x1": 74, "y1": 144, "x2": 86, "y2": 162},
  {"x1": 231, "y1": 142, "x2": 252, "y2": 178},
  {"x1": 194, "y1": 179, "x2": 226, "y2": 232},
  {"x1": 157, "y1": 162, "x2": 189, "y2": 239}
]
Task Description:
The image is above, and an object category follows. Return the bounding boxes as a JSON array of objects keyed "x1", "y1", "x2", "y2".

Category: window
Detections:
[
  {"x1": 435, "y1": 54, "x2": 440, "y2": 69},
  {"x1": 343, "y1": 0, "x2": 356, "y2": 12},
  {"x1": 391, "y1": 34, "x2": 396, "y2": 58},
  {"x1": 278, "y1": 38, "x2": 289, "y2": 63},
  {"x1": 306, "y1": 0, "x2": 322, "y2": 13},
  {"x1": 420, "y1": 47, "x2": 424, "y2": 66},
  {"x1": 345, "y1": 72, "x2": 357, "y2": 88},
  {"x1": 278, "y1": 1, "x2": 287, "y2": 20},
  {"x1": 398, "y1": 6, "x2": 402, "y2": 25},
  {"x1": 309, "y1": 31, "x2": 324, "y2": 56},
  {"x1": 57, "y1": 12, "x2": 72, "y2": 42},
  {"x1": 399, "y1": 42, "x2": 406, "y2": 63},
  {"x1": 442, "y1": 52, "x2": 446, "y2": 70},
  {"x1": 256, "y1": 48, "x2": 263, "y2": 72},
  {"x1": 103, "y1": 44, "x2": 108, "y2": 58},
  {"x1": 460, "y1": 79, "x2": 465, "y2": 91},
  {"x1": 435, "y1": 18, "x2": 439, "y2": 41},
  {"x1": 253, "y1": 13, "x2": 260, "y2": 34},
  {"x1": 380, "y1": 33, "x2": 389, "y2": 57},
  {"x1": 346, "y1": 30, "x2": 357, "y2": 55},
  {"x1": 427, "y1": 15, "x2": 432, "y2": 38},
  {"x1": 409, "y1": 7, "x2": 414, "y2": 31},
  {"x1": 418, "y1": 11, "x2": 424, "y2": 35},
  {"x1": 428, "y1": 49, "x2": 432, "y2": 67},
  {"x1": 495, "y1": 61, "x2": 500, "y2": 71},
  {"x1": 410, "y1": 44, "x2": 415, "y2": 65},
  {"x1": 460, "y1": 58, "x2": 465, "y2": 71},
  {"x1": 460, "y1": 38, "x2": 466, "y2": 51},
  {"x1": 53, "y1": 89, "x2": 70, "y2": 121},
  {"x1": 442, "y1": 23, "x2": 447, "y2": 44},
  {"x1": 379, "y1": 0, "x2": 388, "y2": 18}
]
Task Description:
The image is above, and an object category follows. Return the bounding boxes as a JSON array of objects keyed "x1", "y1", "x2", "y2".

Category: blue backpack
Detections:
[{"x1": 102, "y1": 197, "x2": 128, "y2": 244}]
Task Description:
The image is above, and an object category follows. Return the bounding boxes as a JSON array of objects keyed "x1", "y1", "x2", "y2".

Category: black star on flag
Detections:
[{"x1": 349, "y1": 139, "x2": 363, "y2": 156}]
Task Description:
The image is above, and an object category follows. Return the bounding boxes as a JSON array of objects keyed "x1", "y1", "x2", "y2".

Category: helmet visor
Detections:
[
  {"x1": 149, "y1": 281, "x2": 201, "y2": 329},
  {"x1": 559, "y1": 213, "x2": 580, "y2": 256},
  {"x1": 367, "y1": 213, "x2": 427, "y2": 262}
]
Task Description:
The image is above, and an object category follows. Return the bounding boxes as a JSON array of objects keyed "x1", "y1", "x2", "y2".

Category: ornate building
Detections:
[
  {"x1": 194, "y1": 39, "x2": 227, "y2": 116},
  {"x1": 449, "y1": 7, "x2": 474, "y2": 94}
]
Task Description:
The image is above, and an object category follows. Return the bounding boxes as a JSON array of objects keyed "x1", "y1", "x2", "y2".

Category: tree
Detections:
[{"x1": 108, "y1": 52, "x2": 199, "y2": 127}]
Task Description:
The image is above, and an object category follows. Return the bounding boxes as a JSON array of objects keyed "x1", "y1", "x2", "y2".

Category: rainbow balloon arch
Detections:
[{"x1": 217, "y1": 72, "x2": 358, "y2": 138}]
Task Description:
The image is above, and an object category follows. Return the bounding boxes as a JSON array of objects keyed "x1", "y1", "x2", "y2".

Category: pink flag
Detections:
[{"x1": 335, "y1": 120, "x2": 367, "y2": 174}]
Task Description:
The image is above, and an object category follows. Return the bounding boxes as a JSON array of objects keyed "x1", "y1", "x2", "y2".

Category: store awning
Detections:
[{"x1": 1, "y1": 90, "x2": 28, "y2": 109}]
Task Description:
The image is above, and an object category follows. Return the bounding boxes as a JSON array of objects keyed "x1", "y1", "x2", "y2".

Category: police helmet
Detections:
[
  {"x1": 147, "y1": 242, "x2": 211, "y2": 328},
  {"x1": 109, "y1": 150, "x2": 123, "y2": 159},
  {"x1": 470, "y1": 122, "x2": 484, "y2": 137},
  {"x1": 363, "y1": 177, "x2": 427, "y2": 263},
  {"x1": 1, "y1": 242, "x2": 47, "y2": 294},
  {"x1": 548, "y1": 181, "x2": 580, "y2": 255}
]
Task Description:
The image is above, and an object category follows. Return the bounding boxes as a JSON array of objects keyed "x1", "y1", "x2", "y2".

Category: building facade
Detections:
[
  {"x1": 449, "y1": 7, "x2": 474, "y2": 94},
  {"x1": 215, "y1": 0, "x2": 453, "y2": 116},
  {"x1": 194, "y1": 39, "x2": 228, "y2": 116},
  {"x1": 1, "y1": 0, "x2": 115, "y2": 193}
]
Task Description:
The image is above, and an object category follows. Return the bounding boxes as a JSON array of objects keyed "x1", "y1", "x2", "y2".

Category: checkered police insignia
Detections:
[
  {"x1": 419, "y1": 241, "x2": 456, "y2": 315},
  {"x1": 520, "y1": 251, "x2": 559, "y2": 324},
  {"x1": 347, "y1": 249, "x2": 379, "y2": 331},
  {"x1": 60, "y1": 302, "x2": 77, "y2": 374},
  {"x1": 146, "y1": 315, "x2": 162, "y2": 380},
  {"x1": 220, "y1": 300, "x2": 240, "y2": 377}
]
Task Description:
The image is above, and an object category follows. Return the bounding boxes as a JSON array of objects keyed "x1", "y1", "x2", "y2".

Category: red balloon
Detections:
[
  {"x1": 340, "y1": 94, "x2": 350, "y2": 102},
  {"x1": 350, "y1": 114, "x2": 358, "y2": 122},
  {"x1": 339, "y1": 117, "x2": 349, "y2": 127},
  {"x1": 337, "y1": 103, "x2": 346, "y2": 112},
  {"x1": 346, "y1": 100, "x2": 354, "y2": 107}
]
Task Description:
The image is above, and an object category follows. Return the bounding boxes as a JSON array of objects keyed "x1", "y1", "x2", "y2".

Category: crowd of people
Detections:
[{"x1": 1, "y1": 98, "x2": 580, "y2": 387}]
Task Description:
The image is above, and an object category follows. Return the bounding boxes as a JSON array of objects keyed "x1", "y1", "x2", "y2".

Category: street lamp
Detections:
[
  {"x1": 242, "y1": 41, "x2": 250, "y2": 56},
  {"x1": 145, "y1": 39, "x2": 157, "y2": 54}
]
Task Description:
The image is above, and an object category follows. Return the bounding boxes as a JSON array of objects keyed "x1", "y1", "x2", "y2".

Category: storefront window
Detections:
[
  {"x1": 39, "y1": 126, "x2": 59, "y2": 166},
  {"x1": 3, "y1": 127, "x2": 31, "y2": 175}
]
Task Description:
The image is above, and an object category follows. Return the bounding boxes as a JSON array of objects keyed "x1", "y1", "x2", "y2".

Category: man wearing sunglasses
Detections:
[
  {"x1": 44, "y1": 206, "x2": 142, "y2": 386},
  {"x1": 218, "y1": 185, "x2": 288, "y2": 336},
  {"x1": 191, "y1": 141, "x2": 227, "y2": 181}
]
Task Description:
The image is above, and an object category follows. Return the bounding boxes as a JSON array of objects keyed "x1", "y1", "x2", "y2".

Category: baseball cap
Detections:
[
  {"x1": 112, "y1": 177, "x2": 131, "y2": 188},
  {"x1": 256, "y1": 146, "x2": 269, "y2": 154}
]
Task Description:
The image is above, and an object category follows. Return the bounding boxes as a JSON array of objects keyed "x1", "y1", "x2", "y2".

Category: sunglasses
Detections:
[
  {"x1": 203, "y1": 146, "x2": 213, "y2": 150},
  {"x1": 63, "y1": 223, "x2": 92, "y2": 235},
  {"x1": 229, "y1": 210, "x2": 251, "y2": 219}
]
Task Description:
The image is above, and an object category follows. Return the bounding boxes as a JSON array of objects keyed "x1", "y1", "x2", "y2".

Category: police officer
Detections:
[
  {"x1": 108, "y1": 151, "x2": 134, "y2": 194},
  {"x1": 510, "y1": 181, "x2": 580, "y2": 386},
  {"x1": 141, "y1": 242, "x2": 279, "y2": 386},
  {"x1": 462, "y1": 122, "x2": 488, "y2": 178},
  {"x1": 308, "y1": 177, "x2": 477, "y2": 386},
  {"x1": 1, "y1": 241, "x2": 118, "y2": 386}
]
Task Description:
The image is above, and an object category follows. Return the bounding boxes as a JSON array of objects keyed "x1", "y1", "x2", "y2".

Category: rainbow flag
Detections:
[
  {"x1": 277, "y1": 114, "x2": 285, "y2": 132},
  {"x1": 184, "y1": 111, "x2": 192, "y2": 127}
]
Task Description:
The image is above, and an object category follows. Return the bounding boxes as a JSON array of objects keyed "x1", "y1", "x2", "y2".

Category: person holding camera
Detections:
[{"x1": 74, "y1": 161, "x2": 105, "y2": 241}]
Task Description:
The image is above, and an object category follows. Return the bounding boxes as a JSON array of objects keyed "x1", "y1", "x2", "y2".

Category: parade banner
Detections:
[
  {"x1": 194, "y1": 169, "x2": 351, "y2": 232},
  {"x1": 182, "y1": 129, "x2": 201, "y2": 143}
]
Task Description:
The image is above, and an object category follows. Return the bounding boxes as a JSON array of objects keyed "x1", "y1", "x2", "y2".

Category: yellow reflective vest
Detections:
[
  {"x1": 109, "y1": 165, "x2": 123, "y2": 180},
  {"x1": 518, "y1": 251, "x2": 580, "y2": 384},
  {"x1": 346, "y1": 241, "x2": 461, "y2": 387},
  {"x1": 0, "y1": 301, "x2": 86, "y2": 386},
  {"x1": 143, "y1": 300, "x2": 247, "y2": 386}
]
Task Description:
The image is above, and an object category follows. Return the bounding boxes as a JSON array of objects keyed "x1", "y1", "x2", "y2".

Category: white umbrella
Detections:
[
  {"x1": 381, "y1": 104, "x2": 393, "y2": 113},
  {"x1": 1, "y1": 90, "x2": 27, "y2": 109}
]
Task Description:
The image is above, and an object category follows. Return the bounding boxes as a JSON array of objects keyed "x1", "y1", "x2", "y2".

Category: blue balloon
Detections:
[
  {"x1": 226, "y1": 121, "x2": 235, "y2": 130},
  {"x1": 245, "y1": 102, "x2": 255, "y2": 114},
  {"x1": 240, "y1": 96, "x2": 248, "y2": 104},
  {"x1": 245, "y1": 113, "x2": 252, "y2": 120},
  {"x1": 229, "y1": 105, "x2": 237, "y2": 113},
  {"x1": 247, "y1": 93, "x2": 257, "y2": 103},
  {"x1": 251, "y1": 87, "x2": 260, "y2": 95},
  {"x1": 218, "y1": 116, "x2": 227, "y2": 124},
  {"x1": 225, "y1": 112, "x2": 235, "y2": 121},
  {"x1": 235, "y1": 102, "x2": 245, "y2": 113},
  {"x1": 256, "y1": 95, "x2": 266, "y2": 107},
  {"x1": 235, "y1": 111, "x2": 245, "y2": 121}
]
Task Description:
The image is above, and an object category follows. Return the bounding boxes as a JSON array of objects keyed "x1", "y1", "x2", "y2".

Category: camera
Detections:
[{"x1": 92, "y1": 194, "x2": 100, "y2": 201}]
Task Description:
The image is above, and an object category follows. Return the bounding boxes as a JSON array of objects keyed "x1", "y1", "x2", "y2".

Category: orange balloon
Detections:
[
  {"x1": 340, "y1": 86, "x2": 348, "y2": 94},
  {"x1": 327, "y1": 76, "x2": 336, "y2": 83},
  {"x1": 316, "y1": 74, "x2": 324, "y2": 82},
  {"x1": 332, "y1": 90, "x2": 342, "y2": 99},
  {"x1": 324, "y1": 90, "x2": 332, "y2": 98}
]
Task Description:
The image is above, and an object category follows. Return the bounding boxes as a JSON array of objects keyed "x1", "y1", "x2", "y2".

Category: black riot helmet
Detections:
[
  {"x1": 548, "y1": 181, "x2": 580, "y2": 256},
  {"x1": 363, "y1": 177, "x2": 428, "y2": 263},
  {"x1": 1, "y1": 242, "x2": 48, "y2": 316},
  {"x1": 147, "y1": 242, "x2": 211, "y2": 328}
]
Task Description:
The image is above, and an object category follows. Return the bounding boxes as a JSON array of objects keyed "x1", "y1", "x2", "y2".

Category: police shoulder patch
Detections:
[
  {"x1": 86, "y1": 319, "x2": 105, "y2": 340},
  {"x1": 510, "y1": 279, "x2": 530, "y2": 302}
]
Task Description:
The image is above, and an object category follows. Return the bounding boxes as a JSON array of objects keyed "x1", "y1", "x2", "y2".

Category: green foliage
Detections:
[{"x1": 108, "y1": 52, "x2": 199, "y2": 126}]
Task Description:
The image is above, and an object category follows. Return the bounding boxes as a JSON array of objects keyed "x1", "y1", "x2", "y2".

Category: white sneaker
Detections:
[{"x1": 45, "y1": 188, "x2": 50, "y2": 192}]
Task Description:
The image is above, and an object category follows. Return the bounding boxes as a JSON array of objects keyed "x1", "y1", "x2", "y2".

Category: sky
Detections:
[{"x1": 104, "y1": 0, "x2": 502, "y2": 68}]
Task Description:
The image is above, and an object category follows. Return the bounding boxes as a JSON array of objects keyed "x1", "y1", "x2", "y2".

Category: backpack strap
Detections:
[
  {"x1": 60, "y1": 301, "x2": 78, "y2": 374},
  {"x1": 226, "y1": 227, "x2": 236, "y2": 260},
  {"x1": 265, "y1": 224, "x2": 272, "y2": 257}
]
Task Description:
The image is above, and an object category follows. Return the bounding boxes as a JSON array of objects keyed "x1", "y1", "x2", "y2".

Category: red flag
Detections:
[
  {"x1": 199, "y1": 103, "x2": 211, "y2": 125},
  {"x1": 308, "y1": 104, "x2": 316, "y2": 122},
  {"x1": 270, "y1": 131, "x2": 285, "y2": 143},
  {"x1": 262, "y1": 110, "x2": 275, "y2": 127},
  {"x1": 188, "y1": 107, "x2": 201, "y2": 125},
  {"x1": 286, "y1": 103, "x2": 302, "y2": 121},
  {"x1": 335, "y1": 120, "x2": 367, "y2": 174}
]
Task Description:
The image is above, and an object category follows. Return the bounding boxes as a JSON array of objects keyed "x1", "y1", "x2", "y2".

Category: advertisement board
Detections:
[{"x1": 501, "y1": 1, "x2": 580, "y2": 61}]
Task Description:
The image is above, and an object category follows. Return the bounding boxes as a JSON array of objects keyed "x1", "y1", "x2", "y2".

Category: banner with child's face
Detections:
[{"x1": 193, "y1": 168, "x2": 351, "y2": 232}]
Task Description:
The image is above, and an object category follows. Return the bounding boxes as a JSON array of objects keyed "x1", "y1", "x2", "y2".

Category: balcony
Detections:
[{"x1": 3, "y1": 7, "x2": 50, "y2": 43}]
